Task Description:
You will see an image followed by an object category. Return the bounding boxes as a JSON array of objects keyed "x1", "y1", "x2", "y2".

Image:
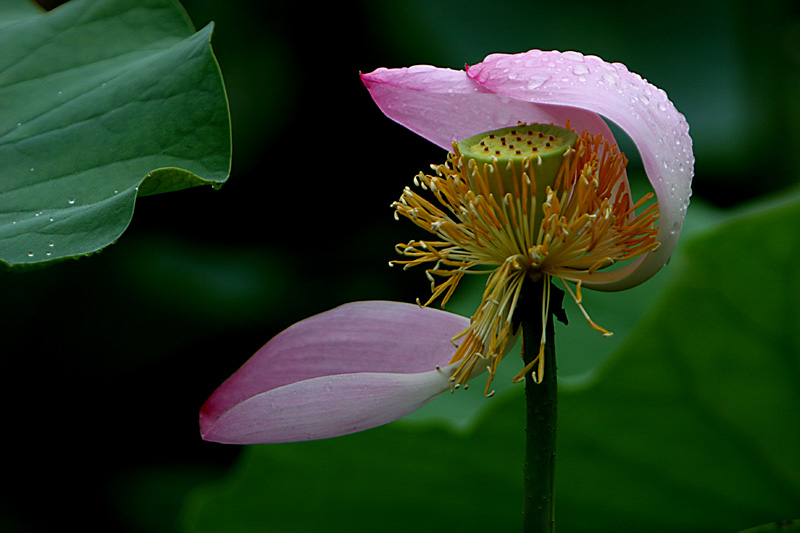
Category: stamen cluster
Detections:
[{"x1": 391, "y1": 126, "x2": 659, "y2": 396}]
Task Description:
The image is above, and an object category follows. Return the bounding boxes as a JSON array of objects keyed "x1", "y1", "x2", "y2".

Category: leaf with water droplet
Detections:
[{"x1": 0, "y1": 0, "x2": 231, "y2": 270}]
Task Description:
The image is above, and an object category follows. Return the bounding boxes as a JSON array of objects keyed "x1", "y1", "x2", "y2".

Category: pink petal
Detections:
[
  {"x1": 201, "y1": 367, "x2": 460, "y2": 444},
  {"x1": 200, "y1": 301, "x2": 469, "y2": 444},
  {"x1": 360, "y1": 66, "x2": 620, "y2": 151},
  {"x1": 468, "y1": 50, "x2": 694, "y2": 290}
]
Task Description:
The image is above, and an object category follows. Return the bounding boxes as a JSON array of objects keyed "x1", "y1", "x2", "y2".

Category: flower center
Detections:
[
  {"x1": 391, "y1": 123, "x2": 659, "y2": 396},
  {"x1": 458, "y1": 124, "x2": 577, "y2": 208}
]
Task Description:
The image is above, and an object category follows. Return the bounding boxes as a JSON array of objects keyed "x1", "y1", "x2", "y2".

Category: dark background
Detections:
[{"x1": 3, "y1": 0, "x2": 800, "y2": 531}]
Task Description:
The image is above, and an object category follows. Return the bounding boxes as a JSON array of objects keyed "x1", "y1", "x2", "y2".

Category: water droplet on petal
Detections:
[
  {"x1": 526, "y1": 77, "x2": 547, "y2": 90},
  {"x1": 562, "y1": 51, "x2": 583, "y2": 61}
]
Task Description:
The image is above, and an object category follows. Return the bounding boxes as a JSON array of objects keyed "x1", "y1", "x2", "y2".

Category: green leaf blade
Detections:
[
  {"x1": 0, "y1": 0, "x2": 231, "y2": 269},
  {"x1": 179, "y1": 190, "x2": 800, "y2": 532}
]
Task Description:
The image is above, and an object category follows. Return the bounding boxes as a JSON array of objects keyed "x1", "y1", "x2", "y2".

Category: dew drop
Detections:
[
  {"x1": 27, "y1": 252, "x2": 34, "y2": 257},
  {"x1": 572, "y1": 65, "x2": 589, "y2": 76},
  {"x1": 67, "y1": 198, "x2": 75, "y2": 205},
  {"x1": 526, "y1": 77, "x2": 547, "y2": 90}
]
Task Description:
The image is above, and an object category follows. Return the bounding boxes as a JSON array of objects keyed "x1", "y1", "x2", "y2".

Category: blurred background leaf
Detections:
[
  {"x1": 0, "y1": 0, "x2": 230, "y2": 268},
  {"x1": 740, "y1": 520, "x2": 800, "y2": 533},
  {"x1": 3, "y1": 0, "x2": 800, "y2": 531},
  {"x1": 179, "y1": 188, "x2": 800, "y2": 533}
]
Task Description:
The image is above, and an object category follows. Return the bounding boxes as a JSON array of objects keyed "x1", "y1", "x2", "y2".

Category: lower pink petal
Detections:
[
  {"x1": 200, "y1": 301, "x2": 469, "y2": 443},
  {"x1": 201, "y1": 365, "x2": 459, "y2": 444}
]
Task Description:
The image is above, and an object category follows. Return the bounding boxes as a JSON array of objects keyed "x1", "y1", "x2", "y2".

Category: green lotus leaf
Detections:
[
  {"x1": 178, "y1": 189, "x2": 800, "y2": 532},
  {"x1": 0, "y1": 0, "x2": 230, "y2": 269}
]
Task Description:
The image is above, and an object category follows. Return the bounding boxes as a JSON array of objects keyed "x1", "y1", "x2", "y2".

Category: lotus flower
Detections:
[{"x1": 200, "y1": 49, "x2": 693, "y2": 444}]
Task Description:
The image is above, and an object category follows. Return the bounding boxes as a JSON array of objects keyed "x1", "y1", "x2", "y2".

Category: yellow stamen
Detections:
[{"x1": 391, "y1": 123, "x2": 659, "y2": 394}]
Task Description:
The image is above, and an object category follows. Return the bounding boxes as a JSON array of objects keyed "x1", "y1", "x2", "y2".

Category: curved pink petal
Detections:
[
  {"x1": 200, "y1": 301, "x2": 469, "y2": 444},
  {"x1": 360, "y1": 66, "x2": 620, "y2": 152},
  {"x1": 467, "y1": 50, "x2": 694, "y2": 290}
]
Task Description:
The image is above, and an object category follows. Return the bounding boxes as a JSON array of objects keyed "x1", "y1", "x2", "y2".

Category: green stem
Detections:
[{"x1": 520, "y1": 278, "x2": 561, "y2": 533}]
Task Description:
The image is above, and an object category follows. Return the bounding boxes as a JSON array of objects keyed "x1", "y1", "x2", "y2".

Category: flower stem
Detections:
[{"x1": 520, "y1": 278, "x2": 564, "y2": 532}]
